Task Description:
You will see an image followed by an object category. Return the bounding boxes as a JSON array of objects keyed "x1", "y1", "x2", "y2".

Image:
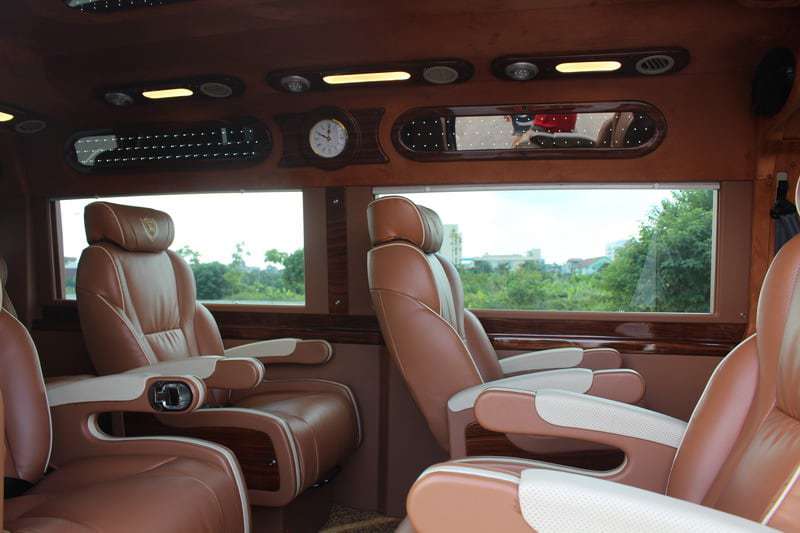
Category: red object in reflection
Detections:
[{"x1": 534, "y1": 113, "x2": 577, "y2": 133}]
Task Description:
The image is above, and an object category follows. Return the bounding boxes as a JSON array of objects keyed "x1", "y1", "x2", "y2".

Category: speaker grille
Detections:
[
  {"x1": 199, "y1": 82, "x2": 234, "y2": 99},
  {"x1": 422, "y1": 66, "x2": 460, "y2": 85},
  {"x1": 14, "y1": 120, "x2": 47, "y2": 135},
  {"x1": 635, "y1": 55, "x2": 676, "y2": 75}
]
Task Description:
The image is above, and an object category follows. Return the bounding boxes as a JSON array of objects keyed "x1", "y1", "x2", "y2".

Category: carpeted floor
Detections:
[{"x1": 319, "y1": 505, "x2": 402, "y2": 533}]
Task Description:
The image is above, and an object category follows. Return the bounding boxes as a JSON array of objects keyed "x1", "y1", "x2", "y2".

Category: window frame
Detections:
[
  {"x1": 391, "y1": 100, "x2": 666, "y2": 162},
  {"x1": 50, "y1": 189, "x2": 324, "y2": 313},
  {"x1": 372, "y1": 182, "x2": 744, "y2": 322}
]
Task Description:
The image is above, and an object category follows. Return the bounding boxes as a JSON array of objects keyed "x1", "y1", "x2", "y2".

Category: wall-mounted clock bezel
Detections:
[{"x1": 301, "y1": 107, "x2": 361, "y2": 170}]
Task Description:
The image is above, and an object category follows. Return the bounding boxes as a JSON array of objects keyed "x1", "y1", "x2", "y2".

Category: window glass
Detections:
[
  {"x1": 58, "y1": 191, "x2": 305, "y2": 305},
  {"x1": 376, "y1": 186, "x2": 717, "y2": 313}
]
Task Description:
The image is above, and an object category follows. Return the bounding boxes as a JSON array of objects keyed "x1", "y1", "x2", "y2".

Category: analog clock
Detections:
[{"x1": 308, "y1": 118, "x2": 349, "y2": 158}]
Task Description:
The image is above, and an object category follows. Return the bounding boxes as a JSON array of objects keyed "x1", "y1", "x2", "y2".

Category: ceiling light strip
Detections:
[
  {"x1": 322, "y1": 71, "x2": 411, "y2": 85},
  {"x1": 555, "y1": 61, "x2": 623, "y2": 74},
  {"x1": 141, "y1": 88, "x2": 194, "y2": 99}
]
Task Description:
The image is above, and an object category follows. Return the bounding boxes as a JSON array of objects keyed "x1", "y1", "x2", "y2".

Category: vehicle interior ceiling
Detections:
[{"x1": 2, "y1": 0, "x2": 800, "y2": 532}]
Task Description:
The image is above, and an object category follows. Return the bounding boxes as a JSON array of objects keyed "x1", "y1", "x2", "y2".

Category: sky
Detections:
[
  {"x1": 60, "y1": 191, "x2": 304, "y2": 267},
  {"x1": 396, "y1": 188, "x2": 681, "y2": 264},
  {"x1": 59, "y1": 187, "x2": 704, "y2": 268}
]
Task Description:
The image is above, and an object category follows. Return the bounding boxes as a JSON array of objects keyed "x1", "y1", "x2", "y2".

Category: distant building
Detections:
[
  {"x1": 562, "y1": 256, "x2": 611, "y2": 275},
  {"x1": 468, "y1": 249, "x2": 542, "y2": 271},
  {"x1": 606, "y1": 239, "x2": 630, "y2": 260},
  {"x1": 440, "y1": 224, "x2": 463, "y2": 265}
]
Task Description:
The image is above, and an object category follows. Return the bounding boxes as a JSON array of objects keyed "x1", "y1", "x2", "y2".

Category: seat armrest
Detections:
[
  {"x1": 518, "y1": 470, "x2": 774, "y2": 532},
  {"x1": 499, "y1": 347, "x2": 584, "y2": 374},
  {"x1": 448, "y1": 369, "x2": 593, "y2": 413},
  {"x1": 224, "y1": 338, "x2": 332, "y2": 365},
  {"x1": 474, "y1": 388, "x2": 686, "y2": 492},
  {"x1": 124, "y1": 355, "x2": 264, "y2": 390},
  {"x1": 47, "y1": 373, "x2": 206, "y2": 412},
  {"x1": 47, "y1": 372, "x2": 208, "y2": 467},
  {"x1": 499, "y1": 347, "x2": 622, "y2": 375},
  {"x1": 448, "y1": 368, "x2": 644, "y2": 413}
]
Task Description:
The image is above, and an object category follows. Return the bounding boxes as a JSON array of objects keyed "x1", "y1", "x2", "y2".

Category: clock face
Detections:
[{"x1": 309, "y1": 118, "x2": 349, "y2": 159}]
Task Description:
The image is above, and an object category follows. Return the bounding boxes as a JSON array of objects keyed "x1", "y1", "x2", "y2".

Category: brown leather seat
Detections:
[
  {"x1": 366, "y1": 196, "x2": 645, "y2": 453},
  {"x1": 0, "y1": 264, "x2": 249, "y2": 533},
  {"x1": 0, "y1": 257, "x2": 17, "y2": 317},
  {"x1": 402, "y1": 192, "x2": 800, "y2": 532},
  {"x1": 75, "y1": 201, "x2": 360, "y2": 506}
]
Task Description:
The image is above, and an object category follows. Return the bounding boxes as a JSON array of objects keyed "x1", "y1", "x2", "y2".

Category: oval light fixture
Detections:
[
  {"x1": 104, "y1": 91, "x2": 135, "y2": 107},
  {"x1": 142, "y1": 87, "x2": 194, "y2": 99},
  {"x1": 0, "y1": 111, "x2": 15, "y2": 122},
  {"x1": 199, "y1": 81, "x2": 234, "y2": 98},
  {"x1": 555, "y1": 60, "x2": 622, "y2": 74},
  {"x1": 422, "y1": 65, "x2": 460, "y2": 85},
  {"x1": 322, "y1": 71, "x2": 411, "y2": 85},
  {"x1": 505, "y1": 61, "x2": 539, "y2": 81},
  {"x1": 14, "y1": 119, "x2": 47, "y2": 134},
  {"x1": 280, "y1": 75, "x2": 311, "y2": 93}
]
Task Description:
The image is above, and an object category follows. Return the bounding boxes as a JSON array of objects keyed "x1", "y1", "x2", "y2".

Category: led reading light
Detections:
[
  {"x1": 555, "y1": 61, "x2": 623, "y2": 74},
  {"x1": 0, "y1": 111, "x2": 14, "y2": 122},
  {"x1": 322, "y1": 71, "x2": 411, "y2": 85},
  {"x1": 141, "y1": 88, "x2": 194, "y2": 100}
]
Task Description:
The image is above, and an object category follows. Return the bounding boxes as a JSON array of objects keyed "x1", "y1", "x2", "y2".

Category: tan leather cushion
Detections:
[
  {"x1": 367, "y1": 196, "x2": 443, "y2": 253},
  {"x1": 5, "y1": 454, "x2": 243, "y2": 533},
  {"x1": 85, "y1": 201, "x2": 174, "y2": 253}
]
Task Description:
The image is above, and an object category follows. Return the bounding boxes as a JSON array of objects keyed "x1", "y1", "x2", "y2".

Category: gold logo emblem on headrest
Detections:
[{"x1": 141, "y1": 217, "x2": 159, "y2": 242}]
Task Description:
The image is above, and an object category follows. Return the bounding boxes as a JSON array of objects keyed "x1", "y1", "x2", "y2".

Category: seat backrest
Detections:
[
  {"x1": 0, "y1": 257, "x2": 17, "y2": 318},
  {"x1": 0, "y1": 267, "x2": 52, "y2": 485},
  {"x1": 367, "y1": 196, "x2": 502, "y2": 449},
  {"x1": 664, "y1": 191, "x2": 800, "y2": 528},
  {"x1": 76, "y1": 202, "x2": 225, "y2": 375}
]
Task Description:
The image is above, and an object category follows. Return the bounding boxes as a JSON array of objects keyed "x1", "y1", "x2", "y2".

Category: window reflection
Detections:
[{"x1": 398, "y1": 106, "x2": 661, "y2": 156}]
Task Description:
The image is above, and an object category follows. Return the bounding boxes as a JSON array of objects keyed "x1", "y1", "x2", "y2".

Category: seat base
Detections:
[
  {"x1": 123, "y1": 379, "x2": 360, "y2": 507},
  {"x1": 5, "y1": 454, "x2": 241, "y2": 533}
]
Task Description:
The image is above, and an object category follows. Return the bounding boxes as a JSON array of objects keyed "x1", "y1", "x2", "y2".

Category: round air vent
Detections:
[
  {"x1": 635, "y1": 55, "x2": 676, "y2": 75},
  {"x1": 280, "y1": 75, "x2": 311, "y2": 93},
  {"x1": 104, "y1": 91, "x2": 135, "y2": 107},
  {"x1": 14, "y1": 119, "x2": 46, "y2": 134},
  {"x1": 422, "y1": 65, "x2": 460, "y2": 85},
  {"x1": 752, "y1": 47, "x2": 796, "y2": 117},
  {"x1": 504, "y1": 61, "x2": 538, "y2": 81},
  {"x1": 199, "y1": 81, "x2": 234, "y2": 98}
]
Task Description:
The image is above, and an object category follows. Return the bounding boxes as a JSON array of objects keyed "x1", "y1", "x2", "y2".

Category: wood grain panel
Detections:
[
  {"x1": 33, "y1": 303, "x2": 745, "y2": 356},
  {"x1": 483, "y1": 317, "x2": 747, "y2": 358},
  {"x1": 276, "y1": 108, "x2": 387, "y2": 169},
  {"x1": 123, "y1": 412, "x2": 280, "y2": 491},
  {"x1": 326, "y1": 187, "x2": 349, "y2": 314},
  {"x1": 465, "y1": 422, "x2": 624, "y2": 471}
]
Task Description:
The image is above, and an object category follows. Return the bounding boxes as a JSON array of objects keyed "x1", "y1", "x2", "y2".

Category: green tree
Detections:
[
  {"x1": 598, "y1": 190, "x2": 713, "y2": 312},
  {"x1": 283, "y1": 249, "x2": 305, "y2": 292},
  {"x1": 176, "y1": 245, "x2": 201, "y2": 266},
  {"x1": 265, "y1": 249, "x2": 288, "y2": 266},
  {"x1": 457, "y1": 190, "x2": 714, "y2": 313},
  {"x1": 193, "y1": 262, "x2": 229, "y2": 300}
]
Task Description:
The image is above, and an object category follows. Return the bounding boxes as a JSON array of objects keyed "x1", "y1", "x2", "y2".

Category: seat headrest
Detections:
[
  {"x1": 367, "y1": 196, "x2": 443, "y2": 253},
  {"x1": 85, "y1": 201, "x2": 175, "y2": 253}
]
